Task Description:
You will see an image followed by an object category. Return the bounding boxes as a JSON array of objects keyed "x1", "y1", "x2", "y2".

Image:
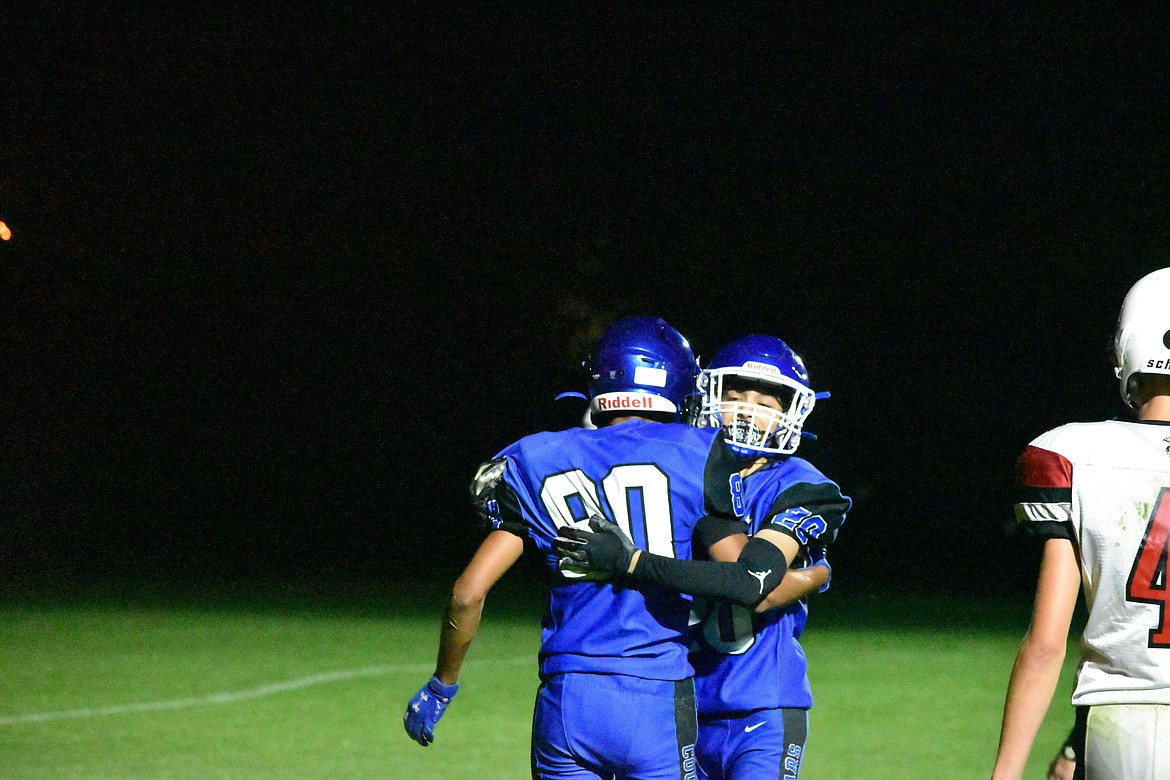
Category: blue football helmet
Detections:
[
  {"x1": 585, "y1": 316, "x2": 700, "y2": 423},
  {"x1": 697, "y1": 334, "x2": 821, "y2": 456}
]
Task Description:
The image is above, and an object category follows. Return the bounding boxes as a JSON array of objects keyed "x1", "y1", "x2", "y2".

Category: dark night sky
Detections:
[{"x1": 2, "y1": 5, "x2": 1169, "y2": 594}]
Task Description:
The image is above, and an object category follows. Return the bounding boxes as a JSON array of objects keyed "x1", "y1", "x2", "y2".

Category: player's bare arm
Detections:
[
  {"x1": 404, "y1": 529, "x2": 523, "y2": 747},
  {"x1": 436, "y1": 529, "x2": 525, "y2": 684},
  {"x1": 756, "y1": 552, "x2": 830, "y2": 610},
  {"x1": 991, "y1": 537, "x2": 1080, "y2": 780}
]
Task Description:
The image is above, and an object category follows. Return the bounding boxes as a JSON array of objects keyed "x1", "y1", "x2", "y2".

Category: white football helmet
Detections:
[{"x1": 1113, "y1": 267, "x2": 1170, "y2": 409}]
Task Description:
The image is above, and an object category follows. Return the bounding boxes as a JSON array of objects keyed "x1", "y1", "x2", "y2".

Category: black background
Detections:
[{"x1": 2, "y1": 5, "x2": 1168, "y2": 597}]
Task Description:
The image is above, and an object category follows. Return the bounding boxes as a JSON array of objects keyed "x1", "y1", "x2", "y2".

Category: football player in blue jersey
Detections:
[
  {"x1": 687, "y1": 335, "x2": 849, "y2": 780},
  {"x1": 404, "y1": 316, "x2": 795, "y2": 780},
  {"x1": 557, "y1": 334, "x2": 850, "y2": 780}
]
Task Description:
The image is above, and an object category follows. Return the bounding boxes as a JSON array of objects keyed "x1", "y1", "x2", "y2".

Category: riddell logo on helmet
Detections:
[
  {"x1": 596, "y1": 394, "x2": 657, "y2": 411},
  {"x1": 744, "y1": 361, "x2": 781, "y2": 375}
]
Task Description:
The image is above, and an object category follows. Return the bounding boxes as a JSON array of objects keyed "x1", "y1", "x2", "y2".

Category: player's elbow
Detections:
[
  {"x1": 1017, "y1": 632, "x2": 1067, "y2": 670},
  {"x1": 718, "y1": 563, "x2": 786, "y2": 610},
  {"x1": 730, "y1": 536, "x2": 790, "y2": 611},
  {"x1": 726, "y1": 584, "x2": 769, "y2": 610}
]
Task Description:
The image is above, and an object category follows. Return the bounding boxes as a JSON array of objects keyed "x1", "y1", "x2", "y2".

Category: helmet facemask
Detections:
[{"x1": 699, "y1": 368, "x2": 817, "y2": 457}]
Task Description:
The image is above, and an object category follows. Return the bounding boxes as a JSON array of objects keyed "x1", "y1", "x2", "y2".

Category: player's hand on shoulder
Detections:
[{"x1": 403, "y1": 675, "x2": 459, "y2": 746}]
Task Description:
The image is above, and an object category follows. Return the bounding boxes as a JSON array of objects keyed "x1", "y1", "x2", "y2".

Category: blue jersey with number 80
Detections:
[{"x1": 476, "y1": 419, "x2": 743, "y2": 681}]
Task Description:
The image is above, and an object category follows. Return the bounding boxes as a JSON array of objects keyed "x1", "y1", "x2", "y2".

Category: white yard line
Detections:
[{"x1": 0, "y1": 656, "x2": 530, "y2": 726}]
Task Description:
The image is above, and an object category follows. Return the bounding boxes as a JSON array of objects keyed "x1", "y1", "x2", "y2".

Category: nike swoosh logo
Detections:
[{"x1": 744, "y1": 721, "x2": 766, "y2": 733}]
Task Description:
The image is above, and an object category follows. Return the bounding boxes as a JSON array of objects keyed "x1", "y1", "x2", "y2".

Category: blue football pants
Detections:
[
  {"x1": 696, "y1": 708, "x2": 808, "y2": 780},
  {"x1": 532, "y1": 672, "x2": 699, "y2": 780}
]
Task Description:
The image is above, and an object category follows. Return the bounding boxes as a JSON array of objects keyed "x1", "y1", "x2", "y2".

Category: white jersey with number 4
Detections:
[{"x1": 1015, "y1": 419, "x2": 1170, "y2": 706}]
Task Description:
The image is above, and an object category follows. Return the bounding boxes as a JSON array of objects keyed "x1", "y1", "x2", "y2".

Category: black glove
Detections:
[{"x1": 553, "y1": 515, "x2": 637, "y2": 575}]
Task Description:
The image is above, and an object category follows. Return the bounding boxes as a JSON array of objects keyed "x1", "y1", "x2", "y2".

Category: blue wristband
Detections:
[{"x1": 428, "y1": 675, "x2": 459, "y2": 700}]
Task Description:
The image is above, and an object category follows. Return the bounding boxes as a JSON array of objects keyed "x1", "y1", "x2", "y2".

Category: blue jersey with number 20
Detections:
[{"x1": 691, "y1": 455, "x2": 850, "y2": 714}]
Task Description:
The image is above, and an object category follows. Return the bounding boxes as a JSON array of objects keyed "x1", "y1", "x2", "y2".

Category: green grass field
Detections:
[{"x1": 1, "y1": 577, "x2": 1080, "y2": 779}]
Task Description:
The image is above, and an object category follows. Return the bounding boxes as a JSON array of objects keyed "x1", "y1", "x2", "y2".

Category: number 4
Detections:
[{"x1": 1126, "y1": 487, "x2": 1170, "y2": 648}]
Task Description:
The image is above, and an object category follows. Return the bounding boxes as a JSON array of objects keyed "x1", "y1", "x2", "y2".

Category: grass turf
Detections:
[{"x1": 1, "y1": 578, "x2": 1079, "y2": 779}]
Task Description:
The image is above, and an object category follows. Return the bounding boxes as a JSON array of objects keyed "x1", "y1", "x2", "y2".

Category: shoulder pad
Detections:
[
  {"x1": 470, "y1": 458, "x2": 507, "y2": 499},
  {"x1": 469, "y1": 457, "x2": 527, "y2": 536}
]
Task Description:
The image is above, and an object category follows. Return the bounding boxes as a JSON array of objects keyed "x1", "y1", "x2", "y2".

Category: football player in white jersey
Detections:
[{"x1": 991, "y1": 268, "x2": 1170, "y2": 780}]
